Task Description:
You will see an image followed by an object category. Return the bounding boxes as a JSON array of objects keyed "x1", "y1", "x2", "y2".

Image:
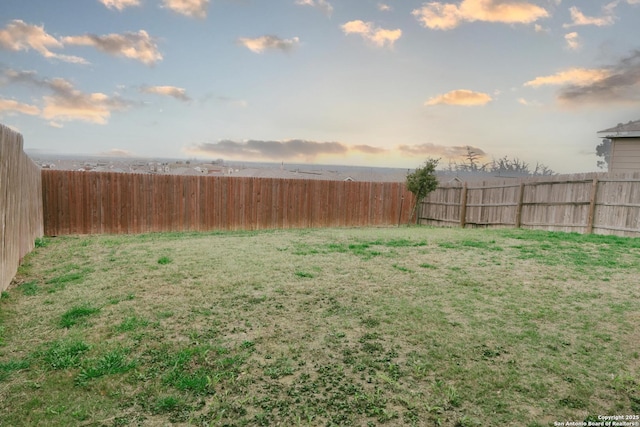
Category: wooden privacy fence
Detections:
[
  {"x1": 419, "y1": 172, "x2": 640, "y2": 237},
  {"x1": 41, "y1": 170, "x2": 416, "y2": 236},
  {"x1": 0, "y1": 124, "x2": 43, "y2": 291}
]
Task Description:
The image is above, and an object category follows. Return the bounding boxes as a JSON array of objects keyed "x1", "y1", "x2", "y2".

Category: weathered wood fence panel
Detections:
[
  {"x1": 520, "y1": 177, "x2": 594, "y2": 233},
  {"x1": 593, "y1": 177, "x2": 640, "y2": 236},
  {"x1": 419, "y1": 186, "x2": 462, "y2": 227},
  {"x1": 419, "y1": 172, "x2": 640, "y2": 237},
  {"x1": 466, "y1": 183, "x2": 520, "y2": 228},
  {"x1": 41, "y1": 170, "x2": 416, "y2": 236},
  {"x1": 0, "y1": 124, "x2": 44, "y2": 291}
]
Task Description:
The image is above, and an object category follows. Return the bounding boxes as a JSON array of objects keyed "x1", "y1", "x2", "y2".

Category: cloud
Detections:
[
  {"x1": 341, "y1": 20, "x2": 402, "y2": 48},
  {"x1": 294, "y1": 0, "x2": 333, "y2": 16},
  {"x1": 524, "y1": 67, "x2": 610, "y2": 87},
  {"x1": 48, "y1": 121, "x2": 63, "y2": 128},
  {"x1": 42, "y1": 79, "x2": 130, "y2": 124},
  {"x1": 99, "y1": 0, "x2": 141, "y2": 11},
  {"x1": 628, "y1": 0, "x2": 640, "y2": 4},
  {"x1": 352, "y1": 144, "x2": 387, "y2": 154},
  {"x1": 557, "y1": 50, "x2": 640, "y2": 105},
  {"x1": 563, "y1": 1, "x2": 618, "y2": 28},
  {"x1": 161, "y1": 0, "x2": 210, "y2": 18},
  {"x1": 187, "y1": 139, "x2": 385, "y2": 160},
  {"x1": 2, "y1": 68, "x2": 41, "y2": 85},
  {"x1": 412, "y1": 0, "x2": 549, "y2": 30},
  {"x1": 189, "y1": 139, "x2": 488, "y2": 161},
  {"x1": 517, "y1": 97, "x2": 541, "y2": 106},
  {"x1": 378, "y1": 3, "x2": 392, "y2": 11},
  {"x1": 564, "y1": 32, "x2": 580, "y2": 50},
  {"x1": 62, "y1": 30, "x2": 162, "y2": 65},
  {"x1": 0, "y1": 97, "x2": 41, "y2": 116},
  {"x1": 3, "y1": 68, "x2": 131, "y2": 124},
  {"x1": 397, "y1": 143, "x2": 487, "y2": 159},
  {"x1": 140, "y1": 85, "x2": 191, "y2": 102},
  {"x1": 0, "y1": 20, "x2": 87, "y2": 64},
  {"x1": 425, "y1": 89, "x2": 492, "y2": 106},
  {"x1": 534, "y1": 24, "x2": 548, "y2": 32},
  {"x1": 237, "y1": 35, "x2": 300, "y2": 53}
]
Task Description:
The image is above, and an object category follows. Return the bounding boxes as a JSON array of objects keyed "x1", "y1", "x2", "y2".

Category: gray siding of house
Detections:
[{"x1": 609, "y1": 138, "x2": 640, "y2": 173}]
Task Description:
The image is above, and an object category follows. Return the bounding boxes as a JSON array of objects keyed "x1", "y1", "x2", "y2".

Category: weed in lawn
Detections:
[
  {"x1": 19, "y1": 280, "x2": 39, "y2": 296},
  {"x1": 348, "y1": 243, "x2": 379, "y2": 259},
  {"x1": 419, "y1": 262, "x2": 437, "y2": 270},
  {"x1": 456, "y1": 415, "x2": 481, "y2": 427},
  {"x1": 112, "y1": 294, "x2": 133, "y2": 305},
  {"x1": 294, "y1": 271, "x2": 314, "y2": 278},
  {"x1": 76, "y1": 348, "x2": 136, "y2": 384},
  {"x1": 34, "y1": 237, "x2": 48, "y2": 248},
  {"x1": 392, "y1": 264, "x2": 413, "y2": 273},
  {"x1": 379, "y1": 238, "x2": 427, "y2": 247},
  {"x1": 59, "y1": 305, "x2": 100, "y2": 328},
  {"x1": 41, "y1": 339, "x2": 91, "y2": 369},
  {"x1": 0, "y1": 358, "x2": 30, "y2": 381},
  {"x1": 361, "y1": 316, "x2": 380, "y2": 328},
  {"x1": 264, "y1": 357, "x2": 295, "y2": 379},
  {"x1": 45, "y1": 265, "x2": 93, "y2": 292},
  {"x1": 438, "y1": 239, "x2": 503, "y2": 252},
  {"x1": 241, "y1": 340, "x2": 255, "y2": 350},
  {"x1": 165, "y1": 368, "x2": 212, "y2": 394},
  {"x1": 157, "y1": 256, "x2": 172, "y2": 265},
  {"x1": 153, "y1": 395, "x2": 184, "y2": 414},
  {"x1": 294, "y1": 237, "x2": 428, "y2": 260},
  {"x1": 115, "y1": 316, "x2": 149, "y2": 333}
]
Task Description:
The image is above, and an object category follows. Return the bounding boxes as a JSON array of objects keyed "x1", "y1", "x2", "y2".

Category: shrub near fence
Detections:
[
  {"x1": 0, "y1": 124, "x2": 44, "y2": 291},
  {"x1": 419, "y1": 172, "x2": 640, "y2": 237},
  {"x1": 41, "y1": 170, "x2": 416, "y2": 236}
]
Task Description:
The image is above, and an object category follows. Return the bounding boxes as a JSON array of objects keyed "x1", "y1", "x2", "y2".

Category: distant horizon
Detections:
[
  {"x1": 29, "y1": 149, "x2": 604, "y2": 178},
  {"x1": 26, "y1": 150, "x2": 415, "y2": 172}
]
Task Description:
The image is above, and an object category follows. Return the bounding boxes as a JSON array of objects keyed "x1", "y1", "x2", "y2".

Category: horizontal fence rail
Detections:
[
  {"x1": 41, "y1": 170, "x2": 417, "y2": 236},
  {"x1": 0, "y1": 124, "x2": 43, "y2": 291},
  {"x1": 419, "y1": 172, "x2": 640, "y2": 237}
]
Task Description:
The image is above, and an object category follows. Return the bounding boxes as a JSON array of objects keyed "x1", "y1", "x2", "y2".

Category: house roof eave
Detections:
[{"x1": 597, "y1": 130, "x2": 640, "y2": 138}]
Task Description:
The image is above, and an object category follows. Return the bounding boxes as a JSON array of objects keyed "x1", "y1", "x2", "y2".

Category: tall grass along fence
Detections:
[
  {"x1": 0, "y1": 125, "x2": 43, "y2": 291},
  {"x1": 419, "y1": 172, "x2": 640, "y2": 237},
  {"x1": 41, "y1": 170, "x2": 416, "y2": 236}
]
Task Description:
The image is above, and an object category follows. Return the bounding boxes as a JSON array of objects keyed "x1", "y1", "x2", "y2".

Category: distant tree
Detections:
[
  {"x1": 532, "y1": 162, "x2": 555, "y2": 176},
  {"x1": 451, "y1": 146, "x2": 490, "y2": 173},
  {"x1": 464, "y1": 146, "x2": 481, "y2": 171},
  {"x1": 596, "y1": 139, "x2": 611, "y2": 170},
  {"x1": 488, "y1": 156, "x2": 555, "y2": 176},
  {"x1": 406, "y1": 158, "x2": 439, "y2": 224}
]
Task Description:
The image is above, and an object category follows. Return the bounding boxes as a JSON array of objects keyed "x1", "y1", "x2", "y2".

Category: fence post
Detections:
[
  {"x1": 459, "y1": 183, "x2": 468, "y2": 229},
  {"x1": 515, "y1": 182, "x2": 525, "y2": 228},
  {"x1": 586, "y1": 177, "x2": 599, "y2": 234}
]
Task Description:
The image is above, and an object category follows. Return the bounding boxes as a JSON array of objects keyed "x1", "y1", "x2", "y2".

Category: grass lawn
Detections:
[{"x1": 1, "y1": 226, "x2": 639, "y2": 426}]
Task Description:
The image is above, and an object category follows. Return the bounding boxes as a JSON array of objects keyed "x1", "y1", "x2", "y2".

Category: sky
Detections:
[{"x1": 0, "y1": 0, "x2": 639, "y2": 173}]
